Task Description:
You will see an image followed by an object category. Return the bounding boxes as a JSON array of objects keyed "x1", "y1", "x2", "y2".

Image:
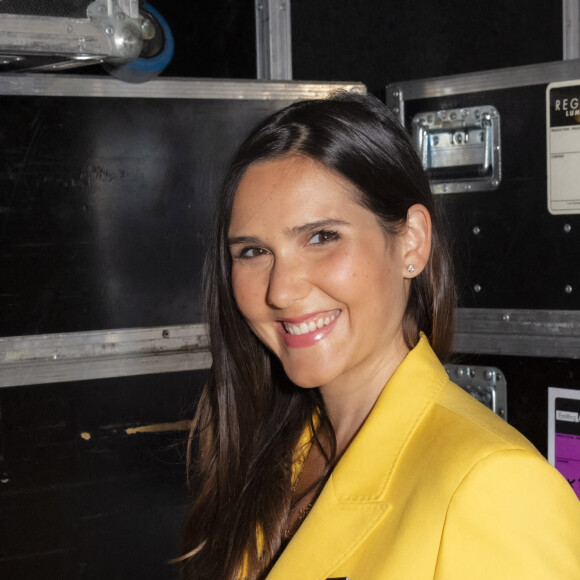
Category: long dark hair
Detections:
[{"x1": 179, "y1": 92, "x2": 456, "y2": 579}]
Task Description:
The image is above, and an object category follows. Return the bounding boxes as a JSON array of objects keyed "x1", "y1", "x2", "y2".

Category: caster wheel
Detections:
[{"x1": 104, "y1": 3, "x2": 174, "y2": 83}]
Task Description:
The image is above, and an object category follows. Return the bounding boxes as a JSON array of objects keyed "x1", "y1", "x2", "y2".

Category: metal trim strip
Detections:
[
  {"x1": 255, "y1": 0, "x2": 293, "y2": 80},
  {"x1": 0, "y1": 73, "x2": 365, "y2": 100},
  {"x1": 0, "y1": 324, "x2": 211, "y2": 388},
  {"x1": 386, "y1": 59, "x2": 580, "y2": 104},
  {"x1": 453, "y1": 308, "x2": 580, "y2": 359},
  {"x1": 563, "y1": 0, "x2": 580, "y2": 60}
]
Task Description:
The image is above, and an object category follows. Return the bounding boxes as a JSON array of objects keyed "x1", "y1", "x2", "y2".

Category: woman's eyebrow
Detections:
[
  {"x1": 228, "y1": 219, "x2": 350, "y2": 247},
  {"x1": 227, "y1": 234, "x2": 262, "y2": 247},
  {"x1": 287, "y1": 218, "x2": 350, "y2": 236}
]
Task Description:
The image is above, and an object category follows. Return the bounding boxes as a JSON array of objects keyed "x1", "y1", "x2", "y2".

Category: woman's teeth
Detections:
[{"x1": 284, "y1": 312, "x2": 338, "y2": 336}]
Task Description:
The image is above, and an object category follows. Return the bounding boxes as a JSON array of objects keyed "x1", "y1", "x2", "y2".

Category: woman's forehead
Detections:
[{"x1": 228, "y1": 156, "x2": 362, "y2": 234}]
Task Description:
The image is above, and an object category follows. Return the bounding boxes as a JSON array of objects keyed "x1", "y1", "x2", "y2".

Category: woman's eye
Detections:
[
  {"x1": 308, "y1": 229, "x2": 339, "y2": 245},
  {"x1": 237, "y1": 246, "x2": 268, "y2": 260}
]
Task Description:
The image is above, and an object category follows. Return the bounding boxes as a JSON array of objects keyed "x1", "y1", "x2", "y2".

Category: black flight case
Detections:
[{"x1": 387, "y1": 59, "x2": 580, "y2": 499}]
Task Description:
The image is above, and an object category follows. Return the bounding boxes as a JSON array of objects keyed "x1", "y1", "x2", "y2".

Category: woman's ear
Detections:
[{"x1": 401, "y1": 204, "x2": 431, "y2": 278}]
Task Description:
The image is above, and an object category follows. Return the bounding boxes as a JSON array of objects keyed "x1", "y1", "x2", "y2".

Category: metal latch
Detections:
[
  {"x1": 412, "y1": 106, "x2": 501, "y2": 194},
  {"x1": 444, "y1": 364, "x2": 507, "y2": 420}
]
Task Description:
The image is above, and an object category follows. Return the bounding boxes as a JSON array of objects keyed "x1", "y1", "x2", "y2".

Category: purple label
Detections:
[{"x1": 555, "y1": 433, "x2": 580, "y2": 500}]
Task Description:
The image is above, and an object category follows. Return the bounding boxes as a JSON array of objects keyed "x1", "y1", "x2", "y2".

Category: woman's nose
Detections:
[{"x1": 266, "y1": 257, "x2": 310, "y2": 309}]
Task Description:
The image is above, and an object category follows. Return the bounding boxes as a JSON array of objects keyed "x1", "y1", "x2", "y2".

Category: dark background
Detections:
[{"x1": 157, "y1": 0, "x2": 563, "y2": 95}]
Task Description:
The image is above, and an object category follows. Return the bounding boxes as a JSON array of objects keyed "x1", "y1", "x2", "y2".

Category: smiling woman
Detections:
[
  {"x1": 229, "y1": 156, "x2": 420, "y2": 394},
  {"x1": 177, "y1": 93, "x2": 580, "y2": 580}
]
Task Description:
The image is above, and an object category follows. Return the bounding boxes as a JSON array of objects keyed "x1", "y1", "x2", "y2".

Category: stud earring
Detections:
[{"x1": 407, "y1": 264, "x2": 416, "y2": 273}]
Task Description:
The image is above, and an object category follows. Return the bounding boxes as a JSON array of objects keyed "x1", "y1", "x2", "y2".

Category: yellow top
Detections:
[{"x1": 263, "y1": 335, "x2": 580, "y2": 579}]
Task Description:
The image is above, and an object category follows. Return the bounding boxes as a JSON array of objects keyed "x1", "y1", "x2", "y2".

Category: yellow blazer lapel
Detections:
[
  {"x1": 266, "y1": 483, "x2": 392, "y2": 580},
  {"x1": 267, "y1": 336, "x2": 447, "y2": 579}
]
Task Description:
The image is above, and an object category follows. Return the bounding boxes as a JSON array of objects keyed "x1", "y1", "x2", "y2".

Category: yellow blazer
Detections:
[{"x1": 267, "y1": 336, "x2": 580, "y2": 579}]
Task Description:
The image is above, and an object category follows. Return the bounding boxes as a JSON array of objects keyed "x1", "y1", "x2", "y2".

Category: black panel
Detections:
[
  {"x1": 404, "y1": 85, "x2": 580, "y2": 310},
  {"x1": 160, "y1": 0, "x2": 256, "y2": 80},
  {"x1": 0, "y1": 370, "x2": 205, "y2": 579},
  {"x1": 0, "y1": 96, "x2": 291, "y2": 336},
  {"x1": 292, "y1": 0, "x2": 562, "y2": 95}
]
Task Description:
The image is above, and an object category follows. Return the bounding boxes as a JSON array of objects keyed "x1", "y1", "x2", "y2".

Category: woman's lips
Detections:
[{"x1": 278, "y1": 310, "x2": 341, "y2": 348}]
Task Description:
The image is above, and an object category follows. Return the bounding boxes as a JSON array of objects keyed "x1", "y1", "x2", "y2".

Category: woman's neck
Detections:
[{"x1": 319, "y1": 340, "x2": 409, "y2": 454}]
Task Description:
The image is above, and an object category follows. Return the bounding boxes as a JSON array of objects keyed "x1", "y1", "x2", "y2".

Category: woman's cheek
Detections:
[
  {"x1": 323, "y1": 247, "x2": 359, "y2": 285},
  {"x1": 232, "y1": 269, "x2": 264, "y2": 319}
]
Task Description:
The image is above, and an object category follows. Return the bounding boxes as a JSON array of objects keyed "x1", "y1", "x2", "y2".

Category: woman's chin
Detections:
[{"x1": 283, "y1": 367, "x2": 328, "y2": 390}]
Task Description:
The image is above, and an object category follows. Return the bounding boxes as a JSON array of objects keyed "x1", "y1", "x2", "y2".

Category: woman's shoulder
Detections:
[
  {"x1": 426, "y1": 377, "x2": 540, "y2": 466},
  {"x1": 419, "y1": 379, "x2": 580, "y2": 515},
  {"x1": 401, "y1": 336, "x2": 539, "y2": 456},
  {"x1": 435, "y1": 378, "x2": 534, "y2": 451}
]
